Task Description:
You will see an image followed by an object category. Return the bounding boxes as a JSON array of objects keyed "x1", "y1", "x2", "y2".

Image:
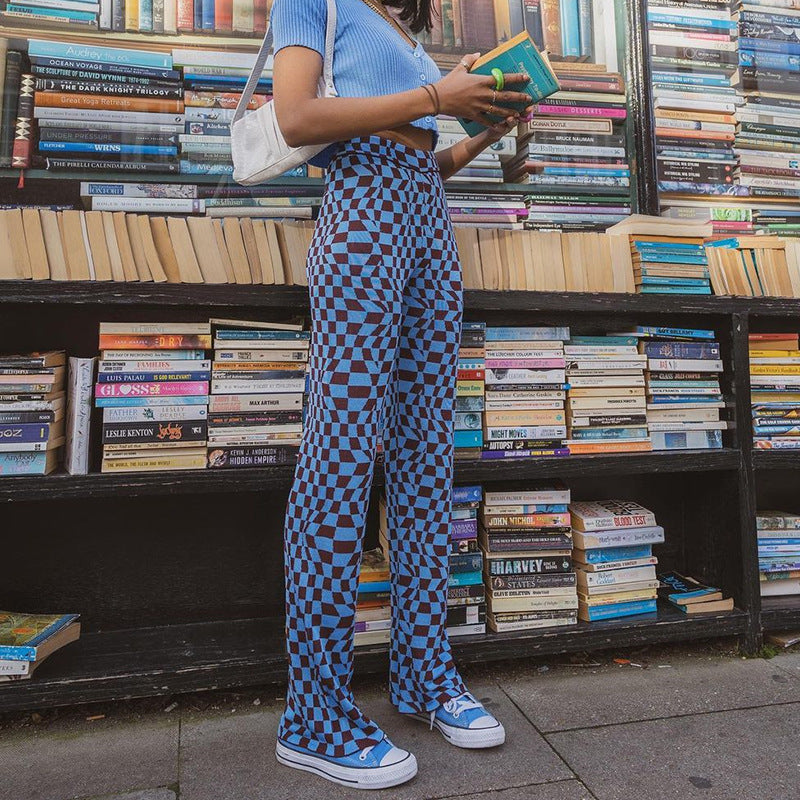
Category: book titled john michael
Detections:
[{"x1": 460, "y1": 31, "x2": 560, "y2": 138}]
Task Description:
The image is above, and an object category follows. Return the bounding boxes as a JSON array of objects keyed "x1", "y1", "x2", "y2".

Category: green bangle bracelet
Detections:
[{"x1": 491, "y1": 68, "x2": 505, "y2": 91}]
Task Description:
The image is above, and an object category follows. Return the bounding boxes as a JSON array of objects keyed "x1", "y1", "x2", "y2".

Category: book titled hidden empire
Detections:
[{"x1": 459, "y1": 31, "x2": 560, "y2": 138}]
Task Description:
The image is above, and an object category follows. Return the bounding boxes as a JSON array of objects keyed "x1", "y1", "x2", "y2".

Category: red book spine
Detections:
[
  {"x1": 177, "y1": 0, "x2": 194, "y2": 31},
  {"x1": 215, "y1": 0, "x2": 233, "y2": 31},
  {"x1": 253, "y1": 0, "x2": 267, "y2": 34},
  {"x1": 12, "y1": 73, "x2": 34, "y2": 169}
]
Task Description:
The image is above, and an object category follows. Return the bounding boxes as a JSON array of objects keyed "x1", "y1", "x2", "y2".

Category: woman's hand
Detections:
[{"x1": 435, "y1": 52, "x2": 531, "y2": 124}]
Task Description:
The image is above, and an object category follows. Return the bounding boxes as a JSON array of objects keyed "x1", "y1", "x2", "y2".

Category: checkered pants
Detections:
[{"x1": 279, "y1": 136, "x2": 468, "y2": 758}]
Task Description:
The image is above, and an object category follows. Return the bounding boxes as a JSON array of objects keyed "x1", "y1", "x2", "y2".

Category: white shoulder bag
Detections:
[{"x1": 231, "y1": 0, "x2": 338, "y2": 186}]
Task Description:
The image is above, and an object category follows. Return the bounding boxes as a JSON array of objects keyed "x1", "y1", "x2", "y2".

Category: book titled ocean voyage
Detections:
[{"x1": 460, "y1": 31, "x2": 560, "y2": 138}]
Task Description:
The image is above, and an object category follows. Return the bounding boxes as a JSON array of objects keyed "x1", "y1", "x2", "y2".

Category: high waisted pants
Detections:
[{"x1": 279, "y1": 136, "x2": 467, "y2": 758}]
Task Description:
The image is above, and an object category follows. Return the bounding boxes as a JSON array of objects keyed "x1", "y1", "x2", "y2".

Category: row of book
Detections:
[
  {"x1": 757, "y1": 509, "x2": 800, "y2": 599},
  {"x1": 0, "y1": 611, "x2": 80, "y2": 682},
  {"x1": 0, "y1": 208, "x2": 315, "y2": 284},
  {"x1": 652, "y1": 1, "x2": 800, "y2": 237},
  {"x1": 0, "y1": 321, "x2": 730, "y2": 476},
  {"x1": 355, "y1": 488, "x2": 735, "y2": 643}
]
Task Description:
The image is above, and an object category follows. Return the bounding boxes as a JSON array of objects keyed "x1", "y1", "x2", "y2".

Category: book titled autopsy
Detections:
[{"x1": 460, "y1": 31, "x2": 560, "y2": 138}]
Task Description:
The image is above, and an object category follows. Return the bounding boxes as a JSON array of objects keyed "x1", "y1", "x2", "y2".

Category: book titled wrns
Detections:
[{"x1": 460, "y1": 31, "x2": 560, "y2": 138}]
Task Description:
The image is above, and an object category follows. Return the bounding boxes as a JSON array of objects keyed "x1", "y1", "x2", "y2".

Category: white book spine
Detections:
[
  {"x1": 65, "y1": 357, "x2": 96, "y2": 475},
  {"x1": 98, "y1": 0, "x2": 111, "y2": 28}
]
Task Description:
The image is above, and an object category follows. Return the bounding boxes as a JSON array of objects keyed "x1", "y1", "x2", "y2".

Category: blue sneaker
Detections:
[
  {"x1": 275, "y1": 735, "x2": 417, "y2": 789},
  {"x1": 410, "y1": 691, "x2": 506, "y2": 749}
]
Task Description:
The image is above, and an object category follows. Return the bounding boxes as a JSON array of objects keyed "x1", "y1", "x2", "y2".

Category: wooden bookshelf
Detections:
[
  {"x1": 760, "y1": 596, "x2": 800, "y2": 634},
  {"x1": 0, "y1": 607, "x2": 749, "y2": 713}
]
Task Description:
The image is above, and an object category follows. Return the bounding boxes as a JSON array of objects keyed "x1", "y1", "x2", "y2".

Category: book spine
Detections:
[
  {"x1": 177, "y1": 0, "x2": 194, "y2": 29},
  {"x1": 99, "y1": 0, "x2": 112, "y2": 29},
  {"x1": 202, "y1": 0, "x2": 215, "y2": 29},
  {"x1": 0, "y1": 51, "x2": 22, "y2": 168},
  {"x1": 11, "y1": 74, "x2": 35, "y2": 169},
  {"x1": 95, "y1": 381, "x2": 209, "y2": 398},
  {"x1": 65, "y1": 357, "x2": 95, "y2": 475},
  {"x1": 540, "y1": 0, "x2": 562, "y2": 55},
  {"x1": 153, "y1": 0, "x2": 165, "y2": 32},
  {"x1": 126, "y1": 0, "x2": 141, "y2": 31},
  {"x1": 560, "y1": 0, "x2": 581, "y2": 57},
  {"x1": 111, "y1": 0, "x2": 125, "y2": 29}
]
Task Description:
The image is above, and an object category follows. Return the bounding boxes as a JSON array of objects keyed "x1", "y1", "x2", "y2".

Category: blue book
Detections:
[
  {"x1": 754, "y1": 425, "x2": 800, "y2": 435},
  {"x1": 449, "y1": 570, "x2": 483, "y2": 587},
  {"x1": 452, "y1": 519, "x2": 478, "y2": 536},
  {"x1": 581, "y1": 599, "x2": 657, "y2": 622},
  {"x1": 138, "y1": 0, "x2": 153, "y2": 30},
  {"x1": 740, "y1": 49, "x2": 800, "y2": 73},
  {"x1": 582, "y1": 545, "x2": 653, "y2": 564},
  {"x1": 641, "y1": 342, "x2": 720, "y2": 358},
  {"x1": 739, "y1": 37, "x2": 800, "y2": 56},
  {"x1": 201, "y1": 0, "x2": 215, "y2": 30},
  {"x1": 94, "y1": 396, "x2": 210, "y2": 407},
  {"x1": 652, "y1": 71, "x2": 730, "y2": 87},
  {"x1": 756, "y1": 538, "x2": 800, "y2": 546},
  {"x1": 0, "y1": 451, "x2": 50, "y2": 475},
  {"x1": 453, "y1": 485, "x2": 482, "y2": 504},
  {"x1": 622, "y1": 326, "x2": 716, "y2": 340},
  {"x1": 542, "y1": 167, "x2": 630, "y2": 177},
  {"x1": 450, "y1": 553, "x2": 483, "y2": 573},
  {"x1": 569, "y1": 335, "x2": 639, "y2": 346},
  {"x1": 194, "y1": 0, "x2": 203, "y2": 31},
  {"x1": 637, "y1": 277, "x2": 710, "y2": 288},
  {"x1": 28, "y1": 39, "x2": 173, "y2": 69},
  {"x1": 486, "y1": 326, "x2": 569, "y2": 341},
  {"x1": 648, "y1": 12, "x2": 736, "y2": 31},
  {"x1": 639, "y1": 286, "x2": 712, "y2": 295},
  {"x1": 39, "y1": 142, "x2": 179, "y2": 157},
  {"x1": 454, "y1": 430, "x2": 483, "y2": 449},
  {"x1": 8, "y1": 4, "x2": 96, "y2": 21},
  {"x1": 357, "y1": 581, "x2": 390, "y2": 594},
  {"x1": 560, "y1": 0, "x2": 581, "y2": 56},
  {"x1": 0, "y1": 613, "x2": 80, "y2": 661},
  {"x1": 0, "y1": 423, "x2": 50, "y2": 443}
]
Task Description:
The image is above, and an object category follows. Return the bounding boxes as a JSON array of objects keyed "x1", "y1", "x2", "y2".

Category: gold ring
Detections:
[
  {"x1": 491, "y1": 89, "x2": 497, "y2": 106},
  {"x1": 487, "y1": 104, "x2": 495, "y2": 116},
  {"x1": 459, "y1": 60, "x2": 469, "y2": 70}
]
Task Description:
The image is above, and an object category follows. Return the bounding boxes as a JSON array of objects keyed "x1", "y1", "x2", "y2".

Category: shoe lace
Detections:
[
  {"x1": 429, "y1": 692, "x2": 483, "y2": 729},
  {"x1": 358, "y1": 743, "x2": 376, "y2": 762}
]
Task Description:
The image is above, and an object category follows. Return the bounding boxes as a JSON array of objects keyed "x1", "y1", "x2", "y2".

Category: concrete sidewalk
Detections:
[{"x1": 1, "y1": 642, "x2": 799, "y2": 800}]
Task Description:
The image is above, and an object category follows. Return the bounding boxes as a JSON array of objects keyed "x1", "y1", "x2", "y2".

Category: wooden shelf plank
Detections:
[
  {"x1": 753, "y1": 451, "x2": 800, "y2": 470},
  {"x1": 0, "y1": 608, "x2": 748, "y2": 713},
  {"x1": 0, "y1": 450, "x2": 741, "y2": 503},
  {"x1": 4, "y1": 281, "x2": 800, "y2": 316},
  {"x1": 760, "y1": 596, "x2": 800, "y2": 633}
]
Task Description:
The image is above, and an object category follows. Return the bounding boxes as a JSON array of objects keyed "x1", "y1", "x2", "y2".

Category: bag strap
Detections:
[{"x1": 233, "y1": 0, "x2": 338, "y2": 125}]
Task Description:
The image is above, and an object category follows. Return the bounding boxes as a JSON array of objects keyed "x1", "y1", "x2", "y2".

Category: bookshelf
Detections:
[{"x1": 3, "y1": 1, "x2": 800, "y2": 713}]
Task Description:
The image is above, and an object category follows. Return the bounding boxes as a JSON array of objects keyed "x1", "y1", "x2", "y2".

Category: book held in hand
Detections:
[{"x1": 460, "y1": 31, "x2": 560, "y2": 138}]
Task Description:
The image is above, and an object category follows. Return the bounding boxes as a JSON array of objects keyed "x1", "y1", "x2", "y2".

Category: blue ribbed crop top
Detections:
[{"x1": 270, "y1": 0, "x2": 442, "y2": 167}]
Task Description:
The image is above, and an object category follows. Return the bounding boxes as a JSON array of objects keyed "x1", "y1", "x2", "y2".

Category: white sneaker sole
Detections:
[
  {"x1": 275, "y1": 740, "x2": 418, "y2": 790},
  {"x1": 409, "y1": 713, "x2": 506, "y2": 749}
]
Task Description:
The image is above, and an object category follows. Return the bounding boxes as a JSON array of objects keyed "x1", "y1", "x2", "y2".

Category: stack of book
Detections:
[
  {"x1": 482, "y1": 325, "x2": 569, "y2": 459},
  {"x1": 571, "y1": 500, "x2": 664, "y2": 622},
  {"x1": 733, "y1": 2, "x2": 800, "y2": 202},
  {"x1": 749, "y1": 332, "x2": 800, "y2": 450},
  {"x1": 0, "y1": 611, "x2": 80, "y2": 683},
  {"x1": 658, "y1": 570, "x2": 734, "y2": 614},
  {"x1": 172, "y1": 46, "x2": 266, "y2": 178},
  {"x1": 354, "y1": 547, "x2": 391, "y2": 648},
  {"x1": 439, "y1": 116, "x2": 511, "y2": 184},
  {"x1": 607, "y1": 216, "x2": 713, "y2": 295},
  {"x1": 0, "y1": 1, "x2": 100, "y2": 32},
  {"x1": 206, "y1": 320, "x2": 306, "y2": 469},
  {"x1": 30, "y1": 39, "x2": 185, "y2": 175},
  {"x1": 757, "y1": 510, "x2": 800, "y2": 598},
  {"x1": 0, "y1": 349, "x2": 65, "y2": 476},
  {"x1": 95, "y1": 322, "x2": 211, "y2": 473},
  {"x1": 706, "y1": 235, "x2": 800, "y2": 297},
  {"x1": 482, "y1": 482, "x2": 577, "y2": 633},
  {"x1": 508, "y1": 60, "x2": 632, "y2": 231},
  {"x1": 630, "y1": 326, "x2": 726, "y2": 451},
  {"x1": 647, "y1": 0, "x2": 742, "y2": 200},
  {"x1": 448, "y1": 192, "x2": 528, "y2": 229},
  {"x1": 455, "y1": 322, "x2": 486, "y2": 460},
  {"x1": 660, "y1": 203, "x2": 756, "y2": 237},
  {"x1": 448, "y1": 485, "x2": 486, "y2": 637},
  {"x1": 563, "y1": 334, "x2": 651, "y2": 454}
]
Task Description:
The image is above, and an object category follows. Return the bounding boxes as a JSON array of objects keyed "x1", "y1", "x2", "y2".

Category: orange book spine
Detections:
[
  {"x1": 565, "y1": 441, "x2": 653, "y2": 454},
  {"x1": 98, "y1": 334, "x2": 212, "y2": 350},
  {"x1": 655, "y1": 127, "x2": 734, "y2": 142},
  {"x1": 34, "y1": 92, "x2": 184, "y2": 114},
  {"x1": 184, "y1": 91, "x2": 267, "y2": 110},
  {"x1": 215, "y1": 0, "x2": 233, "y2": 31}
]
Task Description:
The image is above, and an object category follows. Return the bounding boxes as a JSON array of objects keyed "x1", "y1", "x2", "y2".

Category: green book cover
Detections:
[{"x1": 460, "y1": 31, "x2": 560, "y2": 138}]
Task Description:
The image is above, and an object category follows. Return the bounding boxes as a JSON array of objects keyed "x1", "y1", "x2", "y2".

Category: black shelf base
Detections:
[
  {"x1": 760, "y1": 596, "x2": 800, "y2": 633},
  {"x1": 0, "y1": 608, "x2": 748, "y2": 714},
  {"x1": 0, "y1": 450, "x2": 741, "y2": 503}
]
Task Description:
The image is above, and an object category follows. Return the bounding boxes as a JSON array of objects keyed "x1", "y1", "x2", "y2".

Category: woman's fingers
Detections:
[{"x1": 497, "y1": 90, "x2": 534, "y2": 105}]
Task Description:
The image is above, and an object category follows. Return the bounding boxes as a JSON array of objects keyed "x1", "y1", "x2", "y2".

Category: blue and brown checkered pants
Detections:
[{"x1": 278, "y1": 136, "x2": 468, "y2": 758}]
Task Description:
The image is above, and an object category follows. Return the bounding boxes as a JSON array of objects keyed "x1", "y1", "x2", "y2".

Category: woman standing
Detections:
[{"x1": 270, "y1": 0, "x2": 531, "y2": 789}]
